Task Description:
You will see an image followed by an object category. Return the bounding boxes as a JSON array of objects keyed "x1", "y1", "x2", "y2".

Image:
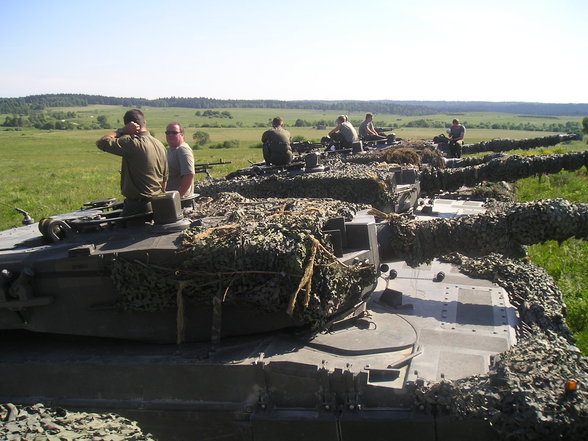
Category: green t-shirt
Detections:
[
  {"x1": 261, "y1": 127, "x2": 293, "y2": 165},
  {"x1": 97, "y1": 132, "x2": 168, "y2": 199}
]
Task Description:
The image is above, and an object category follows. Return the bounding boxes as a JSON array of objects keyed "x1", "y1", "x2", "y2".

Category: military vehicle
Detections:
[
  {"x1": 229, "y1": 134, "x2": 401, "y2": 180},
  {"x1": 1, "y1": 138, "x2": 587, "y2": 441}
]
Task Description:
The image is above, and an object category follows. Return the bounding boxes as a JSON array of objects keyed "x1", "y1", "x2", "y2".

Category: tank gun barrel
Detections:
[
  {"x1": 381, "y1": 199, "x2": 588, "y2": 266},
  {"x1": 461, "y1": 133, "x2": 580, "y2": 155},
  {"x1": 420, "y1": 150, "x2": 588, "y2": 194}
]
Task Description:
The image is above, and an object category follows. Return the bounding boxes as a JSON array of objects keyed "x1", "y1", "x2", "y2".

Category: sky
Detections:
[{"x1": 1, "y1": 0, "x2": 587, "y2": 103}]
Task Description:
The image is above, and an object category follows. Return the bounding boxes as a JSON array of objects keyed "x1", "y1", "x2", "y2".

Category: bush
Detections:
[
  {"x1": 210, "y1": 140, "x2": 240, "y2": 149},
  {"x1": 192, "y1": 130, "x2": 210, "y2": 146},
  {"x1": 294, "y1": 119, "x2": 313, "y2": 127}
]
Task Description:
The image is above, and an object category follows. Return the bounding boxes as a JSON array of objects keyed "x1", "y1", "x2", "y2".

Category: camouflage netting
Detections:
[
  {"x1": 385, "y1": 199, "x2": 588, "y2": 267},
  {"x1": 343, "y1": 145, "x2": 446, "y2": 169},
  {"x1": 443, "y1": 152, "x2": 508, "y2": 168},
  {"x1": 444, "y1": 150, "x2": 588, "y2": 170},
  {"x1": 420, "y1": 150, "x2": 588, "y2": 194},
  {"x1": 415, "y1": 253, "x2": 588, "y2": 441},
  {"x1": 462, "y1": 133, "x2": 579, "y2": 155},
  {"x1": 435, "y1": 181, "x2": 518, "y2": 202},
  {"x1": 195, "y1": 161, "x2": 400, "y2": 211},
  {"x1": 0, "y1": 403, "x2": 155, "y2": 441},
  {"x1": 111, "y1": 193, "x2": 375, "y2": 328}
]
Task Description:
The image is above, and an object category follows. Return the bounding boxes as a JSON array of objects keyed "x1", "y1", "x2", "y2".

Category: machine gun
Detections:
[
  {"x1": 291, "y1": 141, "x2": 323, "y2": 154},
  {"x1": 376, "y1": 127, "x2": 396, "y2": 133},
  {"x1": 363, "y1": 128, "x2": 398, "y2": 147},
  {"x1": 194, "y1": 160, "x2": 232, "y2": 177}
]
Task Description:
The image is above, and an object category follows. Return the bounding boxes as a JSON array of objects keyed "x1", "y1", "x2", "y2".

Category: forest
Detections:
[{"x1": 2, "y1": 93, "x2": 587, "y2": 117}]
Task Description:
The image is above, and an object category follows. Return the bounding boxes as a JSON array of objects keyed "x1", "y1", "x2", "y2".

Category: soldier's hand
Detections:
[{"x1": 123, "y1": 121, "x2": 141, "y2": 135}]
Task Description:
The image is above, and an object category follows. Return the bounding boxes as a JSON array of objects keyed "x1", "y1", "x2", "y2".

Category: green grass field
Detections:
[
  {"x1": 8, "y1": 103, "x2": 580, "y2": 141},
  {"x1": 1, "y1": 106, "x2": 587, "y2": 351},
  {"x1": 517, "y1": 169, "x2": 588, "y2": 352}
]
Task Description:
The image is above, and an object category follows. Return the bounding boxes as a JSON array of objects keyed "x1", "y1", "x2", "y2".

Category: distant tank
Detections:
[
  {"x1": 1, "y1": 139, "x2": 587, "y2": 441},
  {"x1": 205, "y1": 147, "x2": 422, "y2": 215}
]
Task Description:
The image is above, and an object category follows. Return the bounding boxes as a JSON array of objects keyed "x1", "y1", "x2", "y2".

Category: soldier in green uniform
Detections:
[
  {"x1": 96, "y1": 109, "x2": 168, "y2": 216},
  {"x1": 261, "y1": 117, "x2": 293, "y2": 166},
  {"x1": 447, "y1": 119, "x2": 466, "y2": 158}
]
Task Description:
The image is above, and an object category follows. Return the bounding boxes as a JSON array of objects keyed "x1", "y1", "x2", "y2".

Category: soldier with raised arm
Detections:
[{"x1": 96, "y1": 109, "x2": 168, "y2": 216}]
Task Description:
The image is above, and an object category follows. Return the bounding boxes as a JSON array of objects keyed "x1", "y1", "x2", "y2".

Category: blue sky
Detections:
[{"x1": 1, "y1": 0, "x2": 586, "y2": 103}]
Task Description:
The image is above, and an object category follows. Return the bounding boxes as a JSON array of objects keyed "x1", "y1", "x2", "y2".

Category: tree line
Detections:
[
  {"x1": 2, "y1": 110, "x2": 111, "y2": 130},
  {"x1": 2, "y1": 94, "x2": 587, "y2": 117},
  {"x1": 2, "y1": 110, "x2": 581, "y2": 134},
  {"x1": 0, "y1": 94, "x2": 440, "y2": 117}
]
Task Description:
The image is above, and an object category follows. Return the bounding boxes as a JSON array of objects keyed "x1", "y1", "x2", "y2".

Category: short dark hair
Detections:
[
  {"x1": 365, "y1": 112, "x2": 373, "y2": 119},
  {"x1": 272, "y1": 117, "x2": 283, "y2": 128},
  {"x1": 452, "y1": 119, "x2": 460, "y2": 124},
  {"x1": 124, "y1": 109, "x2": 146, "y2": 127},
  {"x1": 167, "y1": 122, "x2": 184, "y2": 133}
]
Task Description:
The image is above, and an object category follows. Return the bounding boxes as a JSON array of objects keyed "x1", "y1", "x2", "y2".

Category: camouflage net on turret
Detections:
[
  {"x1": 0, "y1": 404, "x2": 156, "y2": 441},
  {"x1": 415, "y1": 253, "x2": 588, "y2": 441},
  {"x1": 433, "y1": 181, "x2": 518, "y2": 202},
  {"x1": 462, "y1": 133, "x2": 579, "y2": 155},
  {"x1": 385, "y1": 199, "x2": 588, "y2": 267},
  {"x1": 111, "y1": 193, "x2": 375, "y2": 328},
  {"x1": 195, "y1": 162, "x2": 401, "y2": 211},
  {"x1": 339, "y1": 134, "x2": 578, "y2": 174},
  {"x1": 421, "y1": 150, "x2": 588, "y2": 194},
  {"x1": 343, "y1": 144, "x2": 446, "y2": 169}
]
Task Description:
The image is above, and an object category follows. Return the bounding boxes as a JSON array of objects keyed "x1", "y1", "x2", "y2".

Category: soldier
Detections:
[
  {"x1": 359, "y1": 112, "x2": 386, "y2": 141},
  {"x1": 165, "y1": 122, "x2": 194, "y2": 198},
  {"x1": 261, "y1": 117, "x2": 293, "y2": 166},
  {"x1": 96, "y1": 109, "x2": 168, "y2": 216},
  {"x1": 327, "y1": 115, "x2": 359, "y2": 149},
  {"x1": 447, "y1": 118, "x2": 466, "y2": 158}
]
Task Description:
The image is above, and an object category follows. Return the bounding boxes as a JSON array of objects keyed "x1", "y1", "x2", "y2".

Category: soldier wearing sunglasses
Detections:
[{"x1": 165, "y1": 122, "x2": 195, "y2": 198}]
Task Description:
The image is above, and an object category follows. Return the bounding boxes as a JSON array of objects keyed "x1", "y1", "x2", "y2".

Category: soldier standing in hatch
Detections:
[
  {"x1": 261, "y1": 117, "x2": 293, "y2": 166},
  {"x1": 165, "y1": 122, "x2": 194, "y2": 199},
  {"x1": 447, "y1": 118, "x2": 466, "y2": 158},
  {"x1": 96, "y1": 109, "x2": 168, "y2": 216}
]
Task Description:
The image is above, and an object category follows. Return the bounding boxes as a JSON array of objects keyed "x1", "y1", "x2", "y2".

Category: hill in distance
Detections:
[{"x1": 1, "y1": 94, "x2": 587, "y2": 117}]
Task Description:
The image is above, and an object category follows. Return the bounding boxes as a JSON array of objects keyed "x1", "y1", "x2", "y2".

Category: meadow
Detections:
[{"x1": 0, "y1": 106, "x2": 586, "y2": 351}]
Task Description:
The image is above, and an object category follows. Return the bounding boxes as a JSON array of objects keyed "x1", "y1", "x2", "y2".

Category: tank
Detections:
[
  {"x1": 1, "y1": 142, "x2": 587, "y2": 441},
  {"x1": 0, "y1": 193, "x2": 379, "y2": 343}
]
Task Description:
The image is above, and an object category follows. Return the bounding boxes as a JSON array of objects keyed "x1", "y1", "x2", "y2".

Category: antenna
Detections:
[{"x1": 15, "y1": 208, "x2": 35, "y2": 225}]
